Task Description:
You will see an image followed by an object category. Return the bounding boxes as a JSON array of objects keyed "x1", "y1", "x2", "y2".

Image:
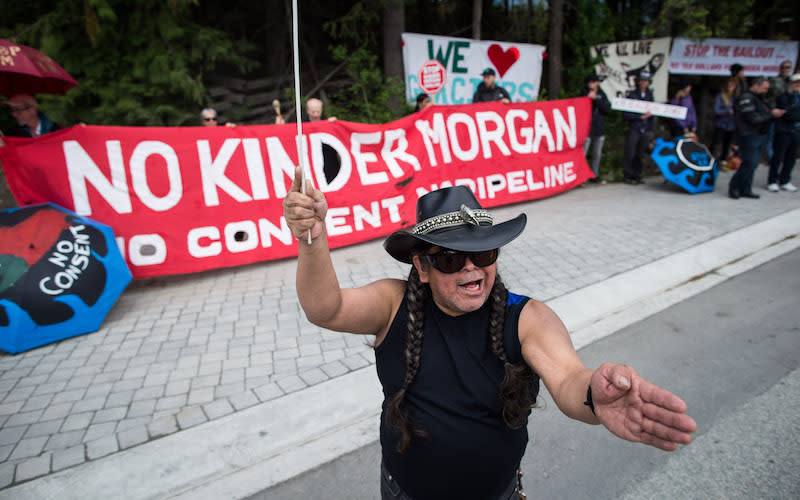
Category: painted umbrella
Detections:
[
  {"x1": 0, "y1": 39, "x2": 79, "y2": 97},
  {"x1": 0, "y1": 203, "x2": 131, "y2": 354},
  {"x1": 651, "y1": 137, "x2": 718, "y2": 194}
]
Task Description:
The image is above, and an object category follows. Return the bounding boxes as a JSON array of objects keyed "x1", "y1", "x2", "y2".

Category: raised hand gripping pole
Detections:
[{"x1": 291, "y1": 0, "x2": 312, "y2": 244}]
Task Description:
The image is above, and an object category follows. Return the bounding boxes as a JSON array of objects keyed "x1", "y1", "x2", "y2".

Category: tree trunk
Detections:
[
  {"x1": 383, "y1": 0, "x2": 406, "y2": 111},
  {"x1": 548, "y1": 0, "x2": 563, "y2": 98},
  {"x1": 472, "y1": 0, "x2": 482, "y2": 40}
]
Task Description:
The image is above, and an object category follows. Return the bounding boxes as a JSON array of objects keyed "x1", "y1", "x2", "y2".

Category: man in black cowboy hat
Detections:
[
  {"x1": 473, "y1": 67, "x2": 511, "y2": 104},
  {"x1": 283, "y1": 167, "x2": 696, "y2": 500}
]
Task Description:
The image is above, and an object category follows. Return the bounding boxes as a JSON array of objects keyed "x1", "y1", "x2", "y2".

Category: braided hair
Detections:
[{"x1": 385, "y1": 262, "x2": 540, "y2": 452}]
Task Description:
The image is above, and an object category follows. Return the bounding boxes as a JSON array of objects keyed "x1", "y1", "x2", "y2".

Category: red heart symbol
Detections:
[{"x1": 487, "y1": 44, "x2": 520, "y2": 78}]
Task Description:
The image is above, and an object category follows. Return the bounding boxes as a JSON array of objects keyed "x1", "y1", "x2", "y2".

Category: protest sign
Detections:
[
  {"x1": 402, "y1": 33, "x2": 545, "y2": 105},
  {"x1": 668, "y1": 37, "x2": 799, "y2": 76},
  {"x1": 611, "y1": 97, "x2": 687, "y2": 120},
  {"x1": 592, "y1": 37, "x2": 671, "y2": 102},
  {"x1": 0, "y1": 99, "x2": 592, "y2": 278}
]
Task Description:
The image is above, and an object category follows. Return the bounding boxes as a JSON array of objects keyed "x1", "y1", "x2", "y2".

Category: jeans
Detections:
[
  {"x1": 768, "y1": 130, "x2": 799, "y2": 185},
  {"x1": 380, "y1": 462, "x2": 520, "y2": 500},
  {"x1": 622, "y1": 128, "x2": 652, "y2": 181},
  {"x1": 583, "y1": 135, "x2": 606, "y2": 177},
  {"x1": 729, "y1": 134, "x2": 767, "y2": 195},
  {"x1": 766, "y1": 122, "x2": 775, "y2": 162},
  {"x1": 710, "y1": 127, "x2": 734, "y2": 162}
]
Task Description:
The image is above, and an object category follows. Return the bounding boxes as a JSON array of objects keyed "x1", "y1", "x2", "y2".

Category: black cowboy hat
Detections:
[{"x1": 384, "y1": 186, "x2": 527, "y2": 264}]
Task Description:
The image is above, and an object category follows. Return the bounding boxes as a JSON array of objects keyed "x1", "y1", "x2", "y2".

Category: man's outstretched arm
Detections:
[
  {"x1": 282, "y1": 166, "x2": 403, "y2": 337},
  {"x1": 519, "y1": 300, "x2": 697, "y2": 451}
]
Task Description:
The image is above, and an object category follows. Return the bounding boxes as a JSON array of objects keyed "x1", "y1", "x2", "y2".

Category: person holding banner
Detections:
[
  {"x1": 415, "y1": 93, "x2": 432, "y2": 112},
  {"x1": 622, "y1": 72, "x2": 655, "y2": 185},
  {"x1": 473, "y1": 68, "x2": 511, "y2": 104},
  {"x1": 729, "y1": 77, "x2": 785, "y2": 199},
  {"x1": 3, "y1": 94, "x2": 62, "y2": 138},
  {"x1": 283, "y1": 169, "x2": 697, "y2": 500},
  {"x1": 580, "y1": 73, "x2": 611, "y2": 183},
  {"x1": 305, "y1": 98, "x2": 337, "y2": 122},
  {"x1": 200, "y1": 108, "x2": 236, "y2": 128}
]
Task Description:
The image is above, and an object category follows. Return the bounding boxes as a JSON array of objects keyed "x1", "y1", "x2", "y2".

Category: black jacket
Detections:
[
  {"x1": 622, "y1": 88, "x2": 654, "y2": 132},
  {"x1": 580, "y1": 86, "x2": 611, "y2": 137},
  {"x1": 472, "y1": 83, "x2": 510, "y2": 103},
  {"x1": 774, "y1": 91, "x2": 800, "y2": 134},
  {"x1": 734, "y1": 91, "x2": 772, "y2": 136}
]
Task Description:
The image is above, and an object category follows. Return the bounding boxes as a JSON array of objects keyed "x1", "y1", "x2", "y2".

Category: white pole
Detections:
[{"x1": 291, "y1": 0, "x2": 312, "y2": 244}]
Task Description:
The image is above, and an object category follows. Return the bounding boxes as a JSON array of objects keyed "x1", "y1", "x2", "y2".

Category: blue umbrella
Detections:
[
  {"x1": 0, "y1": 203, "x2": 131, "y2": 354},
  {"x1": 651, "y1": 137, "x2": 718, "y2": 194}
]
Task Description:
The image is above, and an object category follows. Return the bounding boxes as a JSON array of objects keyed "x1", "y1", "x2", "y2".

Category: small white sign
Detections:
[{"x1": 611, "y1": 97, "x2": 688, "y2": 120}]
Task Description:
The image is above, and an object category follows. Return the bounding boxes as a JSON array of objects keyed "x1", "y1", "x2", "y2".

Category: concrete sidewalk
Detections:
[{"x1": 1, "y1": 167, "x2": 799, "y2": 498}]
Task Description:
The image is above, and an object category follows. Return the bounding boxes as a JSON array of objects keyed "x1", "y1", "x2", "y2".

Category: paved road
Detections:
[{"x1": 250, "y1": 248, "x2": 800, "y2": 500}]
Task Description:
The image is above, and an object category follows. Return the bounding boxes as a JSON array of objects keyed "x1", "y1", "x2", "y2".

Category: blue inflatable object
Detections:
[
  {"x1": 651, "y1": 137, "x2": 718, "y2": 194},
  {"x1": 0, "y1": 203, "x2": 132, "y2": 354}
]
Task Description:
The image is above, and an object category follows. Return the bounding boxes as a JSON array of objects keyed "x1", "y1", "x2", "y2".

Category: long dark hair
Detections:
[{"x1": 385, "y1": 263, "x2": 540, "y2": 452}]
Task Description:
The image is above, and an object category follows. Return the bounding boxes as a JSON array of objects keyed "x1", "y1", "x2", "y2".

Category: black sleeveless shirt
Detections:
[{"x1": 376, "y1": 291, "x2": 532, "y2": 500}]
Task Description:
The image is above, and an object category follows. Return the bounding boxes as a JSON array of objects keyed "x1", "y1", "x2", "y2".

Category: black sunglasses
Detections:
[
  {"x1": 424, "y1": 248, "x2": 499, "y2": 273},
  {"x1": 203, "y1": 117, "x2": 217, "y2": 121}
]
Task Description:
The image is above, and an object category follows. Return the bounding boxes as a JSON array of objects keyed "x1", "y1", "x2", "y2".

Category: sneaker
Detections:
[
  {"x1": 781, "y1": 182, "x2": 798, "y2": 192},
  {"x1": 767, "y1": 183, "x2": 780, "y2": 192}
]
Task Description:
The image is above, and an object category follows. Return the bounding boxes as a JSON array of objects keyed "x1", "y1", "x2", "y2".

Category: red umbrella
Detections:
[{"x1": 0, "y1": 39, "x2": 79, "y2": 97}]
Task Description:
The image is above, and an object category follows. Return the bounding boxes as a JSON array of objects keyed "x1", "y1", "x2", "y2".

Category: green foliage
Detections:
[
  {"x1": 326, "y1": 45, "x2": 410, "y2": 123},
  {"x1": 1, "y1": 0, "x2": 257, "y2": 126},
  {"x1": 643, "y1": 0, "x2": 711, "y2": 39},
  {"x1": 705, "y1": 0, "x2": 754, "y2": 38},
  {"x1": 561, "y1": 0, "x2": 615, "y2": 99},
  {"x1": 322, "y1": 0, "x2": 382, "y2": 48}
]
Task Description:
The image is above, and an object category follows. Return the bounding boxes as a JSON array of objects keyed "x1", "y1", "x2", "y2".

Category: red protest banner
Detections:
[{"x1": 0, "y1": 99, "x2": 592, "y2": 278}]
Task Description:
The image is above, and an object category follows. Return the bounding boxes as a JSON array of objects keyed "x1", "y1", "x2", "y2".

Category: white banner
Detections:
[
  {"x1": 402, "y1": 32, "x2": 545, "y2": 105},
  {"x1": 668, "y1": 37, "x2": 799, "y2": 76},
  {"x1": 611, "y1": 97, "x2": 688, "y2": 120},
  {"x1": 591, "y1": 37, "x2": 671, "y2": 103}
]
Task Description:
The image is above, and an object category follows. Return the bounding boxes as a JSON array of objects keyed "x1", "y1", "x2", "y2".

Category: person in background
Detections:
[
  {"x1": 711, "y1": 78, "x2": 737, "y2": 167},
  {"x1": 305, "y1": 97, "x2": 336, "y2": 122},
  {"x1": 2, "y1": 94, "x2": 61, "y2": 138},
  {"x1": 669, "y1": 80, "x2": 697, "y2": 138},
  {"x1": 765, "y1": 60, "x2": 794, "y2": 162},
  {"x1": 729, "y1": 77, "x2": 785, "y2": 200},
  {"x1": 415, "y1": 93, "x2": 432, "y2": 112},
  {"x1": 621, "y1": 71, "x2": 654, "y2": 185},
  {"x1": 304, "y1": 97, "x2": 339, "y2": 184},
  {"x1": 473, "y1": 68, "x2": 511, "y2": 104},
  {"x1": 767, "y1": 73, "x2": 800, "y2": 193},
  {"x1": 580, "y1": 73, "x2": 611, "y2": 184},
  {"x1": 201, "y1": 107, "x2": 235, "y2": 127},
  {"x1": 730, "y1": 63, "x2": 747, "y2": 97}
]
